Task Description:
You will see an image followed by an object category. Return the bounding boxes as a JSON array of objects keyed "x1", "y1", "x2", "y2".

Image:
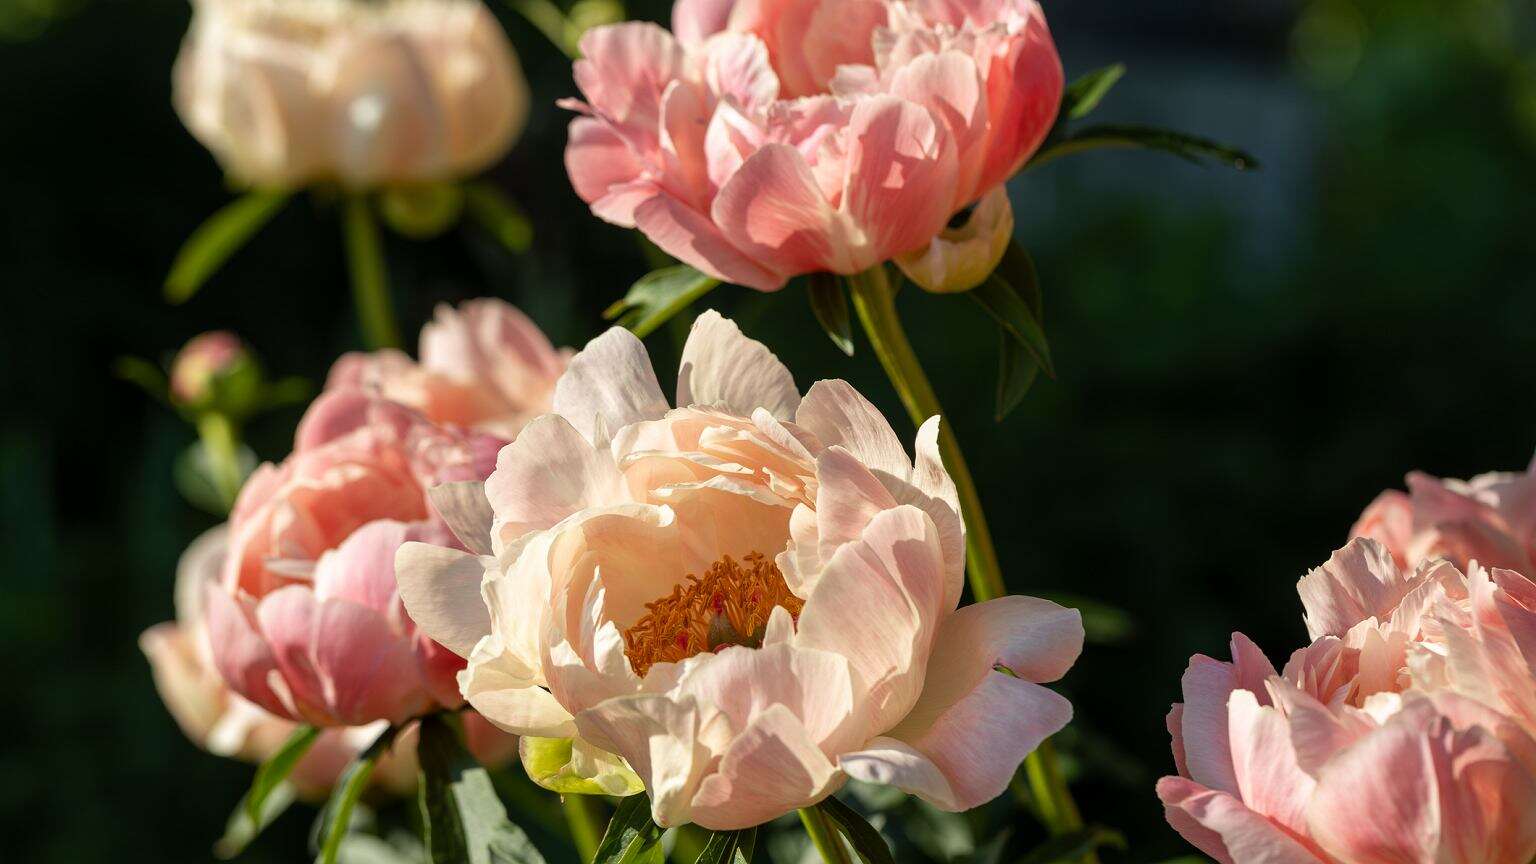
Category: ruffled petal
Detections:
[
  {"x1": 396, "y1": 541, "x2": 492, "y2": 659},
  {"x1": 676, "y1": 310, "x2": 800, "y2": 420},
  {"x1": 552, "y1": 327, "x2": 670, "y2": 444}
]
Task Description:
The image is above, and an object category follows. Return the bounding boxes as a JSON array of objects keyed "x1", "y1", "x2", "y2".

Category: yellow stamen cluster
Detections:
[{"x1": 622, "y1": 552, "x2": 804, "y2": 677}]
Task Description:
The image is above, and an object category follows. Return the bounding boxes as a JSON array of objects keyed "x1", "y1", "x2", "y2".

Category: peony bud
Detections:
[
  {"x1": 895, "y1": 188, "x2": 1015, "y2": 294},
  {"x1": 173, "y1": 0, "x2": 529, "y2": 189},
  {"x1": 170, "y1": 331, "x2": 260, "y2": 414}
]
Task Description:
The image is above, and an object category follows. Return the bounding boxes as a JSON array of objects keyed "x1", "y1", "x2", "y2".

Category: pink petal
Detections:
[
  {"x1": 575, "y1": 694, "x2": 717, "y2": 827},
  {"x1": 672, "y1": 0, "x2": 738, "y2": 46},
  {"x1": 1226, "y1": 690, "x2": 1315, "y2": 835},
  {"x1": 1297, "y1": 538, "x2": 1409, "y2": 641},
  {"x1": 839, "y1": 95, "x2": 958, "y2": 267},
  {"x1": 795, "y1": 380, "x2": 911, "y2": 479},
  {"x1": 688, "y1": 704, "x2": 842, "y2": 830},
  {"x1": 1156, "y1": 777, "x2": 1325, "y2": 864},
  {"x1": 676, "y1": 310, "x2": 800, "y2": 419},
  {"x1": 888, "y1": 50, "x2": 987, "y2": 203},
  {"x1": 632, "y1": 191, "x2": 786, "y2": 290},
  {"x1": 203, "y1": 583, "x2": 289, "y2": 719},
  {"x1": 566, "y1": 117, "x2": 648, "y2": 223},
  {"x1": 710, "y1": 142, "x2": 842, "y2": 277}
]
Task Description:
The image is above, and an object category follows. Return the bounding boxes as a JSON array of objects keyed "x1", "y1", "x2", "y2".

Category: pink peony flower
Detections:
[
  {"x1": 1350, "y1": 456, "x2": 1536, "y2": 574},
  {"x1": 562, "y1": 0, "x2": 1062, "y2": 291},
  {"x1": 170, "y1": 331, "x2": 250, "y2": 406},
  {"x1": 1158, "y1": 538, "x2": 1536, "y2": 863},
  {"x1": 143, "y1": 526, "x2": 516, "y2": 797},
  {"x1": 204, "y1": 387, "x2": 504, "y2": 726},
  {"x1": 328, "y1": 299, "x2": 568, "y2": 439},
  {"x1": 398, "y1": 310, "x2": 1083, "y2": 828}
]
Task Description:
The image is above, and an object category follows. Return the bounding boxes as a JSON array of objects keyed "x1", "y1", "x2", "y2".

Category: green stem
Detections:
[
  {"x1": 847, "y1": 265, "x2": 1093, "y2": 863},
  {"x1": 846, "y1": 265, "x2": 1005, "y2": 602},
  {"x1": 342, "y1": 196, "x2": 402, "y2": 351},
  {"x1": 196, "y1": 412, "x2": 243, "y2": 511},
  {"x1": 563, "y1": 795, "x2": 603, "y2": 863},
  {"x1": 797, "y1": 808, "x2": 853, "y2": 864}
]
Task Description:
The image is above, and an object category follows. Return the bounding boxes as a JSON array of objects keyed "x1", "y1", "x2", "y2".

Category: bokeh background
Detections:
[{"x1": 4, "y1": 0, "x2": 1536, "y2": 860}]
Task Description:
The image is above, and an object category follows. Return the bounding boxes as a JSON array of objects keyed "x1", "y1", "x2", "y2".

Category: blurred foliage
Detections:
[{"x1": 1, "y1": 0, "x2": 1534, "y2": 861}]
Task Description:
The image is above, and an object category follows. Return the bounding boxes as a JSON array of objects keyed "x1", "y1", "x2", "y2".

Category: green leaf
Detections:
[
  {"x1": 113, "y1": 356, "x2": 170, "y2": 405},
  {"x1": 591, "y1": 794, "x2": 664, "y2": 864},
  {"x1": 970, "y1": 263, "x2": 1050, "y2": 378},
  {"x1": 244, "y1": 726, "x2": 320, "y2": 833},
  {"x1": 1016, "y1": 826, "x2": 1127, "y2": 864},
  {"x1": 1064, "y1": 63, "x2": 1125, "y2": 120},
  {"x1": 807, "y1": 273, "x2": 854, "y2": 356},
  {"x1": 215, "y1": 779, "x2": 296, "y2": 859},
  {"x1": 993, "y1": 330, "x2": 1040, "y2": 422},
  {"x1": 604, "y1": 265, "x2": 720, "y2": 339},
  {"x1": 463, "y1": 182, "x2": 533, "y2": 254},
  {"x1": 959, "y1": 829, "x2": 1010, "y2": 864},
  {"x1": 1030, "y1": 123, "x2": 1258, "y2": 171},
  {"x1": 695, "y1": 827, "x2": 758, "y2": 864},
  {"x1": 418, "y1": 714, "x2": 548, "y2": 864},
  {"x1": 815, "y1": 797, "x2": 894, "y2": 864},
  {"x1": 166, "y1": 190, "x2": 292, "y2": 303},
  {"x1": 969, "y1": 251, "x2": 1053, "y2": 421},
  {"x1": 313, "y1": 725, "x2": 400, "y2": 864}
]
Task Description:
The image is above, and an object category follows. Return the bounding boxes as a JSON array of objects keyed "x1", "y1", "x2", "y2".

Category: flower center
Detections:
[{"x1": 621, "y1": 552, "x2": 804, "y2": 677}]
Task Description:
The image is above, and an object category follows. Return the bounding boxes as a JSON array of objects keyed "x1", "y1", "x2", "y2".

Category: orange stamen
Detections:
[{"x1": 622, "y1": 552, "x2": 803, "y2": 677}]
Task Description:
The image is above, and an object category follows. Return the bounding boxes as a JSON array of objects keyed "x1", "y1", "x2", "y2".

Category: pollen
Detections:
[{"x1": 621, "y1": 552, "x2": 804, "y2": 677}]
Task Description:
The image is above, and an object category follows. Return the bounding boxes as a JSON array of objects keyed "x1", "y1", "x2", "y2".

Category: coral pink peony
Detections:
[
  {"x1": 1158, "y1": 538, "x2": 1536, "y2": 863},
  {"x1": 1350, "y1": 456, "x2": 1536, "y2": 574},
  {"x1": 328, "y1": 299, "x2": 568, "y2": 439},
  {"x1": 562, "y1": 0, "x2": 1062, "y2": 290},
  {"x1": 398, "y1": 311, "x2": 1083, "y2": 828},
  {"x1": 205, "y1": 386, "x2": 504, "y2": 726},
  {"x1": 143, "y1": 526, "x2": 515, "y2": 796}
]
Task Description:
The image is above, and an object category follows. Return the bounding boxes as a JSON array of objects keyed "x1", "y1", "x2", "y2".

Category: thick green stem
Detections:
[
  {"x1": 563, "y1": 795, "x2": 603, "y2": 863},
  {"x1": 342, "y1": 196, "x2": 402, "y2": 351},
  {"x1": 847, "y1": 265, "x2": 1092, "y2": 862},
  {"x1": 846, "y1": 265, "x2": 1005, "y2": 602},
  {"x1": 798, "y1": 808, "x2": 853, "y2": 864},
  {"x1": 196, "y1": 412, "x2": 243, "y2": 511}
]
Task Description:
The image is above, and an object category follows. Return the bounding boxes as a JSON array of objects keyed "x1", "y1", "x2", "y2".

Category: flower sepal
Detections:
[{"x1": 520, "y1": 736, "x2": 644, "y2": 797}]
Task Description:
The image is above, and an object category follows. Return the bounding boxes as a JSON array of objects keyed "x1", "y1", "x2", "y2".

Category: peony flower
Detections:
[
  {"x1": 170, "y1": 331, "x2": 252, "y2": 407},
  {"x1": 174, "y1": 0, "x2": 529, "y2": 189},
  {"x1": 1350, "y1": 456, "x2": 1536, "y2": 575},
  {"x1": 328, "y1": 299, "x2": 569, "y2": 439},
  {"x1": 1158, "y1": 538, "x2": 1536, "y2": 863},
  {"x1": 143, "y1": 525, "x2": 515, "y2": 797},
  {"x1": 204, "y1": 387, "x2": 505, "y2": 726},
  {"x1": 562, "y1": 0, "x2": 1061, "y2": 291},
  {"x1": 398, "y1": 310, "x2": 1083, "y2": 828}
]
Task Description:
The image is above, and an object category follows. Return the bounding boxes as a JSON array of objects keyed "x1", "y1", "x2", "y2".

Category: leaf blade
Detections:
[
  {"x1": 1030, "y1": 123, "x2": 1258, "y2": 171},
  {"x1": 605, "y1": 265, "x2": 720, "y2": 339},
  {"x1": 969, "y1": 273, "x2": 1054, "y2": 379},
  {"x1": 592, "y1": 794, "x2": 664, "y2": 864},
  {"x1": 418, "y1": 714, "x2": 548, "y2": 864},
  {"x1": 815, "y1": 797, "x2": 895, "y2": 864},
  {"x1": 246, "y1": 725, "x2": 320, "y2": 828},
  {"x1": 463, "y1": 182, "x2": 533, "y2": 254},
  {"x1": 807, "y1": 273, "x2": 854, "y2": 356},
  {"x1": 166, "y1": 190, "x2": 291, "y2": 303},
  {"x1": 1017, "y1": 826, "x2": 1127, "y2": 864},
  {"x1": 313, "y1": 725, "x2": 400, "y2": 864},
  {"x1": 1064, "y1": 63, "x2": 1125, "y2": 120}
]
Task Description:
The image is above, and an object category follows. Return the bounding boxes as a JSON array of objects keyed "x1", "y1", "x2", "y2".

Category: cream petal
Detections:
[
  {"x1": 1297, "y1": 537, "x2": 1413, "y2": 640},
  {"x1": 795, "y1": 380, "x2": 911, "y2": 478},
  {"x1": 575, "y1": 694, "x2": 722, "y2": 827},
  {"x1": 814, "y1": 446, "x2": 900, "y2": 567},
  {"x1": 1156, "y1": 777, "x2": 1325, "y2": 864},
  {"x1": 676, "y1": 310, "x2": 800, "y2": 420},
  {"x1": 395, "y1": 541, "x2": 492, "y2": 659},
  {"x1": 552, "y1": 327, "x2": 669, "y2": 444},
  {"x1": 460, "y1": 636, "x2": 576, "y2": 737},
  {"x1": 484, "y1": 414, "x2": 628, "y2": 548},
  {"x1": 673, "y1": 642, "x2": 865, "y2": 753}
]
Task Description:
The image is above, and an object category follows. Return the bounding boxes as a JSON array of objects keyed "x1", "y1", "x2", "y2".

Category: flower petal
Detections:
[
  {"x1": 553, "y1": 327, "x2": 670, "y2": 444},
  {"x1": 676, "y1": 310, "x2": 800, "y2": 420},
  {"x1": 688, "y1": 703, "x2": 843, "y2": 830},
  {"x1": 1156, "y1": 777, "x2": 1324, "y2": 864},
  {"x1": 710, "y1": 142, "x2": 843, "y2": 276},
  {"x1": 484, "y1": 414, "x2": 628, "y2": 546},
  {"x1": 396, "y1": 541, "x2": 492, "y2": 659},
  {"x1": 796, "y1": 380, "x2": 911, "y2": 478}
]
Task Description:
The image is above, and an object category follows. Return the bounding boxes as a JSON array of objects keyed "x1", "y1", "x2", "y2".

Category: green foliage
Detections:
[
  {"x1": 1033, "y1": 125, "x2": 1258, "y2": 171},
  {"x1": 591, "y1": 794, "x2": 665, "y2": 864},
  {"x1": 1064, "y1": 64, "x2": 1126, "y2": 120},
  {"x1": 380, "y1": 184, "x2": 466, "y2": 240},
  {"x1": 165, "y1": 190, "x2": 292, "y2": 303},
  {"x1": 312, "y1": 725, "x2": 400, "y2": 864},
  {"x1": 604, "y1": 265, "x2": 720, "y2": 338},
  {"x1": 966, "y1": 244, "x2": 1053, "y2": 419},
  {"x1": 417, "y1": 715, "x2": 548, "y2": 864},
  {"x1": 1017, "y1": 826, "x2": 1127, "y2": 864},
  {"x1": 695, "y1": 826, "x2": 758, "y2": 864},
  {"x1": 229, "y1": 725, "x2": 320, "y2": 850},
  {"x1": 215, "y1": 780, "x2": 296, "y2": 859},
  {"x1": 807, "y1": 273, "x2": 855, "y2": 356},
  {"x1": 815, "y1": 796, "x2": 895, "y2": 864},
  {"x1": 464, "y1": 182, "x2": 533, "y2": 254}
]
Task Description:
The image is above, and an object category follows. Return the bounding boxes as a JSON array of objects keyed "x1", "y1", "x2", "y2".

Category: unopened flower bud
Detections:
[{"x1": 170, "y1": 331, "x2": 260, "y2": 414}]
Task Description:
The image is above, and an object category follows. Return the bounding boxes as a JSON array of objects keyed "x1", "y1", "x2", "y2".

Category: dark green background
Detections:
[{"x1": 3, "y1": 0, "x2": 1535, "y2": 860}]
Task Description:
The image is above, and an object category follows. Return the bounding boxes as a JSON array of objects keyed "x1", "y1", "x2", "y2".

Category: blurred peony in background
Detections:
[{"x1": 2, "y1": 0, "x2": 1536, "y2": 861}]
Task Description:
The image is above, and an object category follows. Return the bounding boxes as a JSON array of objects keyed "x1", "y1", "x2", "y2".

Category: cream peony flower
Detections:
[
  {"x1": 398, "y1": 311, "x2": 1083, "y2": 828},
  {"x1": 173, "y1": 0, "x2": 528, "y2": 188}
]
